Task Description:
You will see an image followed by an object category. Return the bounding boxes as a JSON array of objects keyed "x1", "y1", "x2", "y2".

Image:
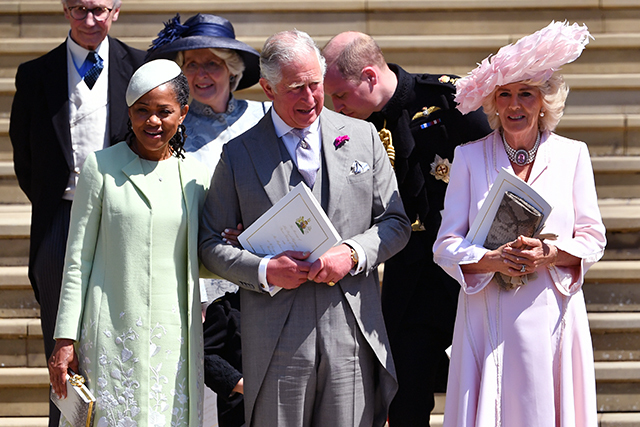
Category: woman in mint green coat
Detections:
[{"x1": 49, "y1": 60, "x2": 209, "y2": 427}]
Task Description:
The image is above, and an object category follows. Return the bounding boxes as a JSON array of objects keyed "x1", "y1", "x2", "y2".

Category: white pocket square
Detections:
[{"x1": 350, "y1": 160, "x2": 370, "y2": 175}]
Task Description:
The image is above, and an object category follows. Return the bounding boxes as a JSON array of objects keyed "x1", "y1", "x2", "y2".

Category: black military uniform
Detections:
[{"x1": 370, "y1": 64, "x2": 492, "y2": 426}]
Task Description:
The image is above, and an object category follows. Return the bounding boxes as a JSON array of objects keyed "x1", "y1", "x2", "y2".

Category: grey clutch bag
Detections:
[
  {"x1": 483, "y1": 191, "x2": 543, "y2": 250},
  {"x1": 483, "y1": 191, "x2": 543, "y2": 290}
]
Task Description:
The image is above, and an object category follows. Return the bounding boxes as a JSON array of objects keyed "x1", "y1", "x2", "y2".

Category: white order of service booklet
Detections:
[
  {"x1": 238, "y1": 182, "x2": 342, "y2": 295},
  {"x1": 466, "y1": 167, "x2": 553, "y2": 245}
]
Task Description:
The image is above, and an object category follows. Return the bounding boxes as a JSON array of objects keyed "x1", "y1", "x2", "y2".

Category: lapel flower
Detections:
[
  {"x1": 430, "y1": 154, "x2": 452, "y2": 183},
  {"x1": 334, "y1": 135, "x2": 349, "y2": 149}
]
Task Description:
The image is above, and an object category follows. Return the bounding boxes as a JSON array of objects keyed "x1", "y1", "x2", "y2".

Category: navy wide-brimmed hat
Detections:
[{"x1": 146, "y1": 14, "x2": 260, "y2": 91}]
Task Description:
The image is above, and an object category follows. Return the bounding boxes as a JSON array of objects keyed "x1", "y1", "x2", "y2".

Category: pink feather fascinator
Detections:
[{"x1": 454, "y1": 21, "x2": 593, "y2": 114}]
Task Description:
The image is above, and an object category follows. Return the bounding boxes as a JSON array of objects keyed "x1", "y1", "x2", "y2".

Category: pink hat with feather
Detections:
[{"x1": 454, "y1": 21, "x2": 592, "y2": 114}]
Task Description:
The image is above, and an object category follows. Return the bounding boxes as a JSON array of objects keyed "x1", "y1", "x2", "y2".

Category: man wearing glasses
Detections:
[{"x1": 9, "y1": 1, "x2": 144, "y2": 425}]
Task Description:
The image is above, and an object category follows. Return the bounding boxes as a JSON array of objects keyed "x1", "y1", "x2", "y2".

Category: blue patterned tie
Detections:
[{"x1": 83, "y1": 51, "x2": 103, "y2": 89}]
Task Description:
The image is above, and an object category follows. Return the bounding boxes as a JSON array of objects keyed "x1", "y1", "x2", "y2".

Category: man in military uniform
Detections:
[{"x1": 323, "y1": 31, "x2": 492, "y2": 426}]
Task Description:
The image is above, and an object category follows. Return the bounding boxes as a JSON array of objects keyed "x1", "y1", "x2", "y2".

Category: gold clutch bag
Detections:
[{"x1": 50, "y1": 372, "x2": 96, "y2": 427}]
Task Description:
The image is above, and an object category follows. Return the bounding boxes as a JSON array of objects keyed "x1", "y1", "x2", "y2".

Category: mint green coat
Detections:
[{"x1": 54, "y1": 141, "x2": 210, "y2": 426}]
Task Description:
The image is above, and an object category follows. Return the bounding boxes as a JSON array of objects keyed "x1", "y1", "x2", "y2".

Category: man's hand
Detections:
[
  {"x1": 308, "y1": 244, "x2": 353, "y2": 285},
  {"x1": 232, "y1": 378, "x2": 244, "y2": 395},
  {"x1": 266, "y1": 251, "x2": 312, "y2": 289},
  {"x1": 48, "y1": 339, "x2": 79, "y2": 399}
]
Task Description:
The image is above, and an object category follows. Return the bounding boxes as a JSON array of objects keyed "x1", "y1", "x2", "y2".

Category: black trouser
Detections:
[
  {"x1": 32, "y1": 199, "x2": 72, "y2": 427},
  {"x1": 382, "y1": 234, "x2": 459, "y2": 427}
]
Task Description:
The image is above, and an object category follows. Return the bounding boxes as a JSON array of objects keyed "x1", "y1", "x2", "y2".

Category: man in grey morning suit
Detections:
[
  {"x1": 9, "y1": 1, "x2": 144, "y2": 425},
  {"x1": 199, "y1": 30, "x2": 411, "y2": 427}
]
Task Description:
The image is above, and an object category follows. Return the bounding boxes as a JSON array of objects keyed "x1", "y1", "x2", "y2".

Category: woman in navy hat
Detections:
[
  {"x1": 147, "y1": 14, "x2": 269, "y2": 176},
  {"x1": 147, "y1": 14, "x2": 263, "y2": 427}
]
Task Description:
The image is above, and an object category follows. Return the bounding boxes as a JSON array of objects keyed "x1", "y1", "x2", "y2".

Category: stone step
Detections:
[
  {"x1": 595, "y1": 360, "x2": 640, "y2": 412},
  {"x1": 0, "y1": 367, "x2": 49, "y2": 417},
  {"x1": 0, "y1": 366, "x2": 637, "y2": 420},
  {"x1": 590, "y1": 312, "x2": 640, "y2": 361},
  {"x1": 0, "y1": 311, "x2": 635, "y2": 369},
  {"x1": 0, "y1": 318, "x2": 44, "y2": 368},
  {"x1": 0, "y1": 110, "x2": 634, "y2": 159},
  {"x1": 0, "y1": 118, "x2": 11, "y2": 159},
  {"x1": 0, "y1": 419, "x2": 48, "y2": 427},
  {"x1": 4, "y1": 1, "x2": 640, "y2": 40},
  {"x1": 0, "y1": 266, "x2": 38, "y2": 319},
  {"x1": 584, "y1": 260, "x2": 640, "y2": 312},
  {"x1": 594, "y1": 158, "x2": 640, "y2": 199},
  {"x1": 3, "y1": 74, "x2": 640, "y2": 113},
  {"x1": 0, "y1": 86, "x2": 639, "y2": 155},
  {"x1": 0, "y1": 161, "x2": 27, "y2": 204},
  {"x1": 2, "y1": 30, "x2": 640, "y2": 79},
  {"x1": 0, "y1": 204, "x2": 30, "y2": 261}
]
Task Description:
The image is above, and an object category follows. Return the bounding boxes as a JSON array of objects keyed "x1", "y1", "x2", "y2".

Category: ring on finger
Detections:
[
  {"x1": 328, "y1": 281, "x2": 335, "y2": 286},
  {"x1": 520, "y1": 264, "x2": 526, "y2": 273}
]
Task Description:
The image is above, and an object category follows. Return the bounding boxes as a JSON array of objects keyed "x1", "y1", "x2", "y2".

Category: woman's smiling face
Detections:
[
  {"x1": 128, "y1": 82, "x2": 188, "y2": 161},
  {"x1": 182, "y1": 49, "x2": 231, "y2": 113},
  {"x1": 495, "y1": 82, "x2": 543, "y2": 143}
]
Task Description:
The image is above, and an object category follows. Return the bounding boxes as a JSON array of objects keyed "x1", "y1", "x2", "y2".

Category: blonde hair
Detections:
[
  {"x1": 176, "y1": 48, "x2": 246, "y2": 92},
  {"x1": 482, "y1": 73, "x2": 569, "y2": 132}
]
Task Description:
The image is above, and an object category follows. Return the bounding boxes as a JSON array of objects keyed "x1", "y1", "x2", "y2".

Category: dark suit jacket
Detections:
[{"x1": 9, "y1": 36, "x2": 145, "y2": 299}]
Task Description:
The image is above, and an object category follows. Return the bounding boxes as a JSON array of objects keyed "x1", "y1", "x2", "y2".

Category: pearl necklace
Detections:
[{"x1": 502, "y1": 132, "x2": 540, "y2": 166}]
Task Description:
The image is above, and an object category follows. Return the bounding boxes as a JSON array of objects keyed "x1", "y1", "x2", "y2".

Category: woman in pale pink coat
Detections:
[{"x1": 433, "y1": 22, "x2": 606, "y2": 427}]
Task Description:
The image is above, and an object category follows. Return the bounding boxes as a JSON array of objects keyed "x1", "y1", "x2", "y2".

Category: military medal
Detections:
[{"x1": 430, "y1": 154, "x2": 452, "y2": 183}]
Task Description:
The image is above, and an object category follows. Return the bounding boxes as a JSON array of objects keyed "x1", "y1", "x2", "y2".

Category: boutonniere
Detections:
[
  {"x1": 334, "y1": 135, "x2": 349, "y2": 149},
  {"x1": 430, "y1": 154, "x2": 452, "y2": 183}
]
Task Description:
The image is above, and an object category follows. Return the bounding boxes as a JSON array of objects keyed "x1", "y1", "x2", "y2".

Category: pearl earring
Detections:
[
  {"x1": 496, "y1": 112, "x2": 499, "y2": 116},
  {"x1": 540, "y1": 111, "x2": 545, "y2": 117}
]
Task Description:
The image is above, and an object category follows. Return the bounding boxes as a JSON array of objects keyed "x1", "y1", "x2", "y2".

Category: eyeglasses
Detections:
[
  {"x1": 67, "y1": 6, "x2": 113, "y2": 22},
  {"x1": 182, "y1": 60, "x2": 227, "y2": 76}
]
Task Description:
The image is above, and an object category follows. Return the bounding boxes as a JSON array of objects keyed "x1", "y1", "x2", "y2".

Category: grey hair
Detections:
[
  {"x1": 175, "y1": 48, "x2": 246, "y2": 92},
  {"x1": 62, "y1": 0, "x2": 121, "y2": 7},
  {"x1": 260, "y1": 29, "x2": 326, "y2": 87},
  {"x1": 482, "y1": 73, "x2": 569, "y2": 132}
]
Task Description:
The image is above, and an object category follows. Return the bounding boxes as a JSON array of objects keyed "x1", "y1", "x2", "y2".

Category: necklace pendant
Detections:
[{"x1": 515, "y1": 149, "x2": 528, "y2": 166}]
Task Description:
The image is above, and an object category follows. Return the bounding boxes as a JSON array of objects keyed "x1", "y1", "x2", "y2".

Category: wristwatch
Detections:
[{"x1": 349, "y1": 246, "x2": 359, "y2": 269}]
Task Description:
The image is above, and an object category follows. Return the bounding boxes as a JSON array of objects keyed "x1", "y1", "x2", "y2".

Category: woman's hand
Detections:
[
  {"x1": 461, "y1": 244, "x2": 515, "y2": 276},
  {"x1": 222, "y1": 223, "x2": 243, "y2": 248},
  {"x1": 503, "y1": 235, "x2": 580, "y2": 271},
  {"x1": 502, "y1": 236, "x2": 558, "y2": 274},
  {"x1": 48, "y1": 338, "x2": 79, "y2": 399}
]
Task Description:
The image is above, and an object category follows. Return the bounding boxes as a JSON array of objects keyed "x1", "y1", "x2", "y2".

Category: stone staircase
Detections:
[{"x1": 1, "y1": 1, "x2": 640, "y2": 426}]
